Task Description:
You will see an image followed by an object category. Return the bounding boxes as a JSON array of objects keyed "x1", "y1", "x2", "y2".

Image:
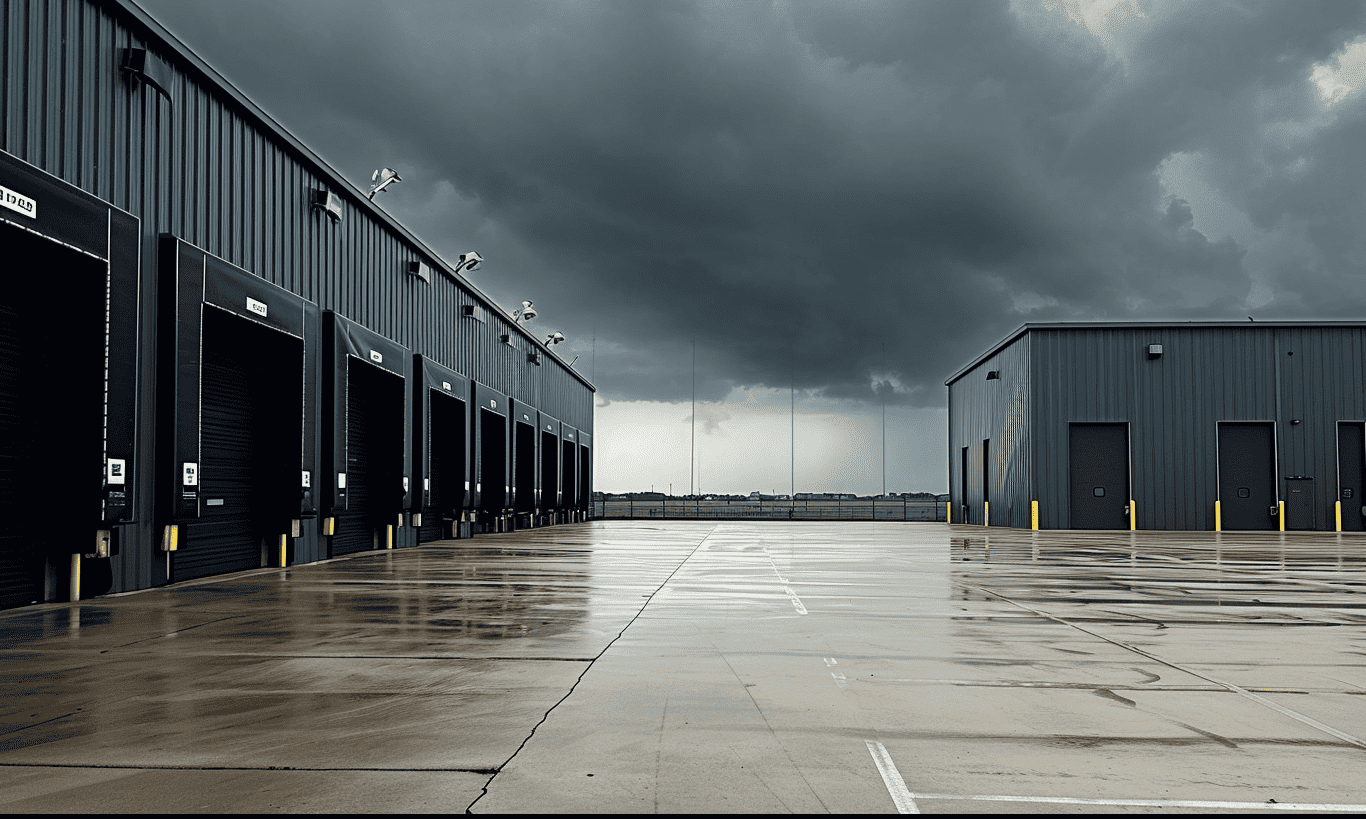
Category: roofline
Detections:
[
  {"x1": 943, "y1": 320, "x2": 1366, "y2": 387},
  {"x1": 107, "y1": 0, "x2": 594, "y2": 392}
]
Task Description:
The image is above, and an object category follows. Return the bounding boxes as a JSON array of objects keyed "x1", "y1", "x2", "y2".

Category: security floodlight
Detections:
[
  {"x1": 367, "y1": 168, "x2": 402, "y2": 200},
  {"x1": 514, "y1": 300, "x2": 536, "y2": 322},
  {"x1": 456, "y1": 252, "x2": 482, "y2": 273},
  {"x1": 545, "y1": 332, "x2": 565, "y2": 346}
]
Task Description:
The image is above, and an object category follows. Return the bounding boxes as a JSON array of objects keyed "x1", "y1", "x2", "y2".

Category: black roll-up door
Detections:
[
  {"x1": 177, "y1": 308, "x2": 299, "y2": 581},
  {"x1": 334, "y1": 361, "x2": 404, "y2": 555},
  {"x1": 1218, "y1": 422, "x2": 1277, "y2": 531},
  {"x1": 514, "y1": 422, "x2": 535, "y2": 514},
  {"x1": 1069, "y1": 424, "x2": 1131, "y2": 530},
  {"x1": 0, "y1": 301, "x2": 38, "y2": 608},
  {"x1": 540, "y1": 431, "x2": 557, "y2": 511},
  {"x1": 1339, "y1": 422, "x2": 1365, "y2": 531},
  {"x1": 0, "y1": 227, "x2": 106, "y2": 607},
  {"x1": 421, "y1": 390, "x2": 464, "y2": 543}
]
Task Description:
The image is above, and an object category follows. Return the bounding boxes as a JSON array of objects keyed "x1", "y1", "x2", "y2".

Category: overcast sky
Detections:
[{"x1": 138, "y1": 0, "x2": 1366, "y2": 495}]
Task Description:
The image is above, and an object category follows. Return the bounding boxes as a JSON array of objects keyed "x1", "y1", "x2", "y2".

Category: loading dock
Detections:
[
  {"x1": 323, "y1": 313, "x2": 412, "y2": 556},
  {"x1": 1338, "y1": 422, "x2": 1365, "y2": 531},
  {"x1": 561, "y1": 427, "x2": 579, "y2": 523},
  {"x1": 413, "y1": 356, "x2": 469, "y2": 542},
  {"x1": 0, "y1": 154, "x2": 141, "y2": 607},
  {"x1": 474, "y1": 383, "x2": 511, "y2": 533},
  {"x1": 577, "y1": 432, "x2": 592, "y2": 521},
  {"x1": 538, "y1": 413, "x2": 561, "y2": 526},
  {"x1": 512, "y1": 405, "x2": 537, "y2": 528},
  {"x1": 159, "y1": 240, "x2": 318, "y2": 579}
]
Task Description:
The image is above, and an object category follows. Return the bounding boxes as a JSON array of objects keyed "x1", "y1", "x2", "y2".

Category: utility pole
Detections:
[{"x1": 691, "y1": 338, "x2": 696, "y2": 496}]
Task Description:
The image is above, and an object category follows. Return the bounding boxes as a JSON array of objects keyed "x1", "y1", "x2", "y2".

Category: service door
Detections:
[
  {"x1": 1218, "y1": 422, "x2": 1276, "y2": 531},
  {"x1": 1339, "y1": 422, "x2": 1365, "y2": 531},
  {"x1": 178, "y1": 308, "x2": 300, "y2": 580},
  {"x1": 1069, "y1": 423, "x2": 1131, "y2": 530},
  {"x1": 1285, "y1": 477, "x2": 1315, "y2": 531}
]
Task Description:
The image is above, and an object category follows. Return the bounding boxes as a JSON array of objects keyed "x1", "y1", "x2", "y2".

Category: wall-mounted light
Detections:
[
  {"x1": 1147, "y1": 343, "x2": 1164, "y2": 359},
  {"x1": 455, "y1": 252, "x2": 482, "y2": 274},
  {"x1": 545, "y1": 332, "x2": 565, "y2": 346},
  {"x1": 985, "y1": 370, "x2": 1000, "y2": 380},
  {"x1": 310, "y1": 189, "x2": 342, "y2": 224},
  {"x1": 407, "y1": 260, "x2": 431, "y2": 284},
  {"x1": 512, "y1": 300, "x2": 536, "y2": 323},
  {"x1": 368, "y1": 168, "x2": 401, "y2": 200},
  {"x1": 460, "y1": 304, "x2": 483, "y2": 321},
  {"x1": 527, "y1": 351, "x2": 542, "y2": 366},
  {"x1": 120, "y1": 48, "x2": 173, "y2": 103}
]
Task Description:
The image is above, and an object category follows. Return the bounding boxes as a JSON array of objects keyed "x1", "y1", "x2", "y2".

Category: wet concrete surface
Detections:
[{"x1": 2, "y1": 523, "x2": 1365, "y2": 813}]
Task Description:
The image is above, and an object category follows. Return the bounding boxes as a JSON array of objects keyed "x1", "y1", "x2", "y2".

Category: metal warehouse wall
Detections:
[
  {"x1": 1028, "y1": 324, "x2": 1366, "y2": 531},
  {"x1": 947, "y1": 331, "x2": 1032, "y2": 529},
  {"x1": 1, "y1": 0, "x2": 593, "y2": 593}
]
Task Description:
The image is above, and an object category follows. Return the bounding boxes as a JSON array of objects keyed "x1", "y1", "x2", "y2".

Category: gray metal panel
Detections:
[{"x1": 947, "y1": 331, "x2": 1031, "y2": 528}]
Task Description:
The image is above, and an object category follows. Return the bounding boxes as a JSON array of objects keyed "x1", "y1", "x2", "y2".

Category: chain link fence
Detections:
[{"x1": 593, "y1": 497, "x2": 948, "y2": 521}]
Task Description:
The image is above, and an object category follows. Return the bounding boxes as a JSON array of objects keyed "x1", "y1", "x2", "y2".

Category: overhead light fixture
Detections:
[
  {"x1": 310, "y1": 189, "x2": 342, "y2": 224},
  {"x1": 456, "y1": 252, "x2": 482, "y2": 274},
  {"x1": 985, "y1": 370, "x2": 1000, "y2": 380},
  {"x1": 367, "y1": 168, "x2": 402, "y2": 200},
  {"x1": 545, "y1": 332, "x2": 565, "y2": 346},
  {"x1": 1147, "y1": 344, "x2": 1163, "y2": 359},
  {"x1": 513, "y1": 300, "x2": 536, "y2": 323}
]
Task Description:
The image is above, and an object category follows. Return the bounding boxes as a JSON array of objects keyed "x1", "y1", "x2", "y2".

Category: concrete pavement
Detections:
[{"x1": 2, "y1": 522, "x2": 1365, "y2": 812}]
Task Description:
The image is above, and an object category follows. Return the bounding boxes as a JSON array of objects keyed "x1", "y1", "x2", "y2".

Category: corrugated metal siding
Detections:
[
  {"x1": 948, "y1": 332, "x2": 1031, "y2": 529},
  {"x1": 1, "y1": 0, "x2": 592, "y2": 593},
  {"x1": 1020, "y1": 325, "x2": 1366, "y2": 530}
]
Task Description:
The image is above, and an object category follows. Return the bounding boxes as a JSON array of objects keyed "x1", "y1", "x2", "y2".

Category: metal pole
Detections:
[{"x1": 691, "y1": 338, "x2": 696, "y2": 496}]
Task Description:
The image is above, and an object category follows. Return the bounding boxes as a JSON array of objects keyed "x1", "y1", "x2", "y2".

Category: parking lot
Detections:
[{"x1": 2, "y1": 521, "x2": 1365, "y2": 813}]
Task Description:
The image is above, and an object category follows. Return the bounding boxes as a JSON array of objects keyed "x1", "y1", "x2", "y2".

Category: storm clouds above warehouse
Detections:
[{"x1": 141, "y1": 0, "x2": 1366, "y2": 410}]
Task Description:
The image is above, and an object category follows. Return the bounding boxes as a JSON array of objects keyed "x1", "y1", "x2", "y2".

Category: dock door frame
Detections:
[
  {"x1": 0, "y1": 150, "x2": 142, "y2": 603},
  {"x1": 159, "y1": 238, "x2": 319, "y2": 575},
  {"x1": 322, "y1": 312, "x2": 413, "y2": 554},
  {"x1": 473, "y1": 382, "x2": 511, "y2": 532},
  {"x1": 413, "y1": 355, "x2": 469, "y2": 541}
]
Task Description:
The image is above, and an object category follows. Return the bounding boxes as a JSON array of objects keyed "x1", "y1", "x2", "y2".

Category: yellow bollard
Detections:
[
  {"x1": 70, "y1": 554, "x2": 81, "y2": 602},
  {"x1": 1031, "y1": 500, "x2": 1039, "y2": 531},
  {"x1": 1278, "y1": 500, "x2": 1285, "y2": 532},
  {"x1": 1214, "y1": 500, "x2": 1221, "y2": 532},
  {"x1": 279, "y1": 534, "x2": 288, "y2": 568},
  {"x1": 386, "y1": 525, "x2": 394, "y2": 549},
  {"x1": 946, "y1": 501, "x2": 951, "y2": 524},
  {"x1": 983, "y1": 501, "x2": 990, "y2": 528},
  {"x1": 1336, "y1": 500, "x2": 1343, "y2": 532},
  {"x1": 1129, "y1": 500, "x2": 1136, "y2": 531}
]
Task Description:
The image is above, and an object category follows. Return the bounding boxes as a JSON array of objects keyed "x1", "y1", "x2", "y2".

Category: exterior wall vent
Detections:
[
  {"x1": 985, "y1": 370, "x2": 1000, "y2": 380},
  {"x1": 1147, "y1": 344, "x2": 1164, "y2": 359},
  {"x1": 407, "y1": 260, "x2": 431, "y2": 284},
  {"x1": 310, "y1": 189, "x2": 342, "y2": 223},
  {"x1": 120, "y1": 48, "x2": 173, "y2": 103}
]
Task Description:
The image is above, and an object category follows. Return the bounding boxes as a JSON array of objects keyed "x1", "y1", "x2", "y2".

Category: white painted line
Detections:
[
  {"x1": 912, "y1": 793, "x2": 1366, "y2": 811},
  {"x1": 784, "y1": 586, "x2": 808, "y2": 615},
  {"x1": 823, "y1": 657, "x2": 838, "y2": 667},
  {"x1": 969, "y1": 585, "x2": 1366, "y2": 751},
  {"x1": 831, "y1": 671, "x2": 848, "y2": 689},
  {"x1": 865, "y1": 740, "x2": 919, "y2": 814}
]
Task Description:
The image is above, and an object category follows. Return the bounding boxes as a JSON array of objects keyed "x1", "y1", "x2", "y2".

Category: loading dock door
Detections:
[
  {"x1": 1069, "y1": 424, "x2": 1130, "y2": 530},
  {"x1": 478, "y1": 409, "x2": 508, "y2": 523},
  {"x1": 514, "y1": 420, "x2": 536, "y2": 516},
  {"x1": 421, "y1": 389, "x2": 466, "y2": 543},
  {"x1": 1339, "y1": 422, "x2": 1365, "y2": 532},
  {"x1": 1218, "y1": 422, "x2": 1276, "y2": 531},
  {"x1": 334, "y1": 360, "x2": 405, "y2": 555},
  {"x1": 540, "y1": 430, "x2": 558, "y2": 512},
  {"x1": 561, "y1": 438, "x2": 577, "y2": 516},
  {"x1": 578, "y1": 443, "x2": 591, "y2": 511},
  {"x1": 178, "y1": 308, "x2": 300, "y2": 580},
  {"x1": 0, "y1": 226, "x2": 106, "y2": 607}
]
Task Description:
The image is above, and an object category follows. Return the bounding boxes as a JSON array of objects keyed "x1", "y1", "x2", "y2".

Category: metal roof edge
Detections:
[
  {"x1": 105, "y1": 0, "x2": 594, "y2": 392},
  {"x1": 943, "y1": 320, "x2": 1366, "y2": 387}
]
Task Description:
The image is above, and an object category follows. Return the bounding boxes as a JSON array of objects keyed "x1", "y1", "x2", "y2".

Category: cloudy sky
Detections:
[{"x1": 139, "y1": 0, "x2": 1366, "y2": 495}]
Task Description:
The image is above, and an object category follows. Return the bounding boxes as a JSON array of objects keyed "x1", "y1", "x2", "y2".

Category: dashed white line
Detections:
[
  {"x1": 784, "y1": 586, "x2": 808, "y2": 615},
  {"x1": 865, "y1": 740, "x2": 919, "y2": 814}
]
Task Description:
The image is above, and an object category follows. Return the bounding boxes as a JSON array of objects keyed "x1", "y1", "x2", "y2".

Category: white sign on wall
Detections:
[
  {"x1": 369, "y1": 350, "x2": 383, "y2": 364},
  {"x1": 0, "y1": 184, "x2": 36, "y2": 219},
  {"x1": 107, "y1": 458, "x2": 126, "y2": 485},
  {"x1": 247, "y1": 297, "x2": 268, "y2": 317},
  {"x1": 182, "y1": 462, "x2": 198, "y2": 486}
]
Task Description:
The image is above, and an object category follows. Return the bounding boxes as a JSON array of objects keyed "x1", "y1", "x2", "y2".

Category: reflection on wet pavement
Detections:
[{"x1": 3, "y1": 522, "x2": 1366, "y2": 813}]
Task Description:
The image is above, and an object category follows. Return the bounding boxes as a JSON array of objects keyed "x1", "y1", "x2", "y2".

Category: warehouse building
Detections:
[
  {"x1": 947, "y1": 322, "x2": 1366, "y2": 532},
  {"x1": 0, "y1": 0, "x2": 593, "y2": 607}
]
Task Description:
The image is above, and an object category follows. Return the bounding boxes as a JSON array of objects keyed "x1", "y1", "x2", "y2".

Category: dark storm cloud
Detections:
[{"x1": 141, "y1": 0, "x2": 1366, "y2": 405}]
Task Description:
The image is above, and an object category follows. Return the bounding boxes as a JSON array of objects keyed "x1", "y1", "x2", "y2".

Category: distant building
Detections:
[{"x1": 947, "y1": 322, "x2": 1366, "y2": 532}]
